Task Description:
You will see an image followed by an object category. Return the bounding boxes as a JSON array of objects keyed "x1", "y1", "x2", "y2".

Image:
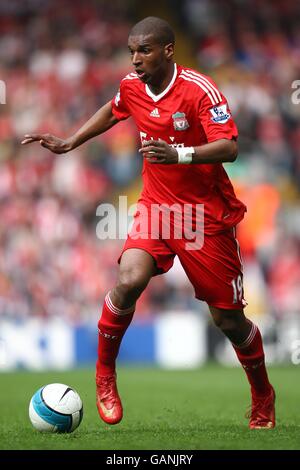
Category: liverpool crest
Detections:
[{"x1": 172, "y1": 112, "x2": 189, "y2": 131}]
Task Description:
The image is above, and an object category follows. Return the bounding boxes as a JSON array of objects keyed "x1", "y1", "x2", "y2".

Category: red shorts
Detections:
[{"x1": 118, "y1": 215, "x2": 246, "y2": 310}]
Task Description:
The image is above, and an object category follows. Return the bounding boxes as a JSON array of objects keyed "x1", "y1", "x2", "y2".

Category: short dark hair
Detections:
[{"x1": 129, "y1": 17, "x2": 175, "y2": 46}]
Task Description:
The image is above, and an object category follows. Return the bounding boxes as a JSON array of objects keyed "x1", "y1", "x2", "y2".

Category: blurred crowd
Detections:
[
  {"x1": 179, "y1": 0, "x2": 300, "y2": 322},
  {"x1": 0, "y1": 0, "x2": 300, "y2": 325}
]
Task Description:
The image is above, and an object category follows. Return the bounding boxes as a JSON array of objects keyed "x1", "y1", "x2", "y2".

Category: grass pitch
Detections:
[{"x1": 0, "y1": 364, "x2": 299, "y2": 450}]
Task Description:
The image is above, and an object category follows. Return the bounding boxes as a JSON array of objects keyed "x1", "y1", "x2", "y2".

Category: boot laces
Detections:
[
  {"x1": 99, "y1": 375, "x2": 116, "y2": 402},
  {"x1": 245, "y1": 391, "x2": 273, "y2": 419}
]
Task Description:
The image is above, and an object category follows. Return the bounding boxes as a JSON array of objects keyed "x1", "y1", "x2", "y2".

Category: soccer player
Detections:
[{"x1": 22, "y1": 17, "x2": 275, "y2": 429}]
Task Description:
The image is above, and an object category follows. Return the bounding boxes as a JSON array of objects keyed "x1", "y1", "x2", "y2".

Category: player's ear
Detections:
[{"x1": 164, "y1": 43, "x2": 174, "y2": 60}]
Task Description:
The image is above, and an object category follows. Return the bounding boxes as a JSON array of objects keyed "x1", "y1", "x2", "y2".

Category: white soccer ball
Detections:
[{"x1": 29, "y1": 383, "x2": 83, "y2": 433}]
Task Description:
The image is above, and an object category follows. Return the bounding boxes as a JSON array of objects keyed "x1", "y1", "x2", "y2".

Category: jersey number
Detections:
[{"x1": 231, "y1": 275, "x2": 243, "y2": 303}]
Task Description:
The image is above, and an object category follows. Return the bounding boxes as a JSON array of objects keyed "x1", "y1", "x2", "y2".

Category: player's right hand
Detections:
[{"x1": 21, "y1": 134, "x2": 74, "y2": 154}]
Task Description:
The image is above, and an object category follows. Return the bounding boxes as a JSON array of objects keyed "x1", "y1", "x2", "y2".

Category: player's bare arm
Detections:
[
  {"x1": 139, "y1": 138, "x2": 238, "y2": 164},
  {"x1": 21, "y1": 101, "x2": 119, "y2": 154}
]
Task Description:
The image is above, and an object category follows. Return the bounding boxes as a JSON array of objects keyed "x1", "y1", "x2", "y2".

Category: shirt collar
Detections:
[{"x1": 145, "y1": 63, "x2": 177, "y2": 102}]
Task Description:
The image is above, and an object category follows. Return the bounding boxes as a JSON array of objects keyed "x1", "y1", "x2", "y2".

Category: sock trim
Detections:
[
  {"x1": 233, "y1": 322, "x2": 258, "y2": 349},
  {"x1": 105, "y1": 292, "x2": 135, "y2": 316}
]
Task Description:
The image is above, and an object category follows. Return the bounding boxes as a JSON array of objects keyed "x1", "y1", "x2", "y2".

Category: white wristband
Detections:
[{"x1": 177, "y1": 147, "x2": 194, "y2": 164}]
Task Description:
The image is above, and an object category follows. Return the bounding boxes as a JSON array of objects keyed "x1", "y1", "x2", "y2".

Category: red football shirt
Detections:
[{"x1": 111, "y1": 64, "x2": 246, "y2": 234}]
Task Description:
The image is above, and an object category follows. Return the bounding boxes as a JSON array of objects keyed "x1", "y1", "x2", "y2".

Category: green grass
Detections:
[{"x1": 0, "y1": 364, "x2": 299, "y2": 450}]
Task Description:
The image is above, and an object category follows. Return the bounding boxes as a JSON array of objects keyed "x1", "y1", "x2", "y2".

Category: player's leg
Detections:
[
  {"x1": 209, "y1": 306, "x2": 275, "y2": 429},
  {"x1": 109, "y1": 247, "x2": 157, "y2": 308},
  {"x1": 96, "y1": 248, "x2": 156, "y2": 424},
  {"x1": 173, "y1": 226, "x2": 275, "y2": 429},
  {"x1": 97, "y1": 248, "x2": 156, "y2": 377}
]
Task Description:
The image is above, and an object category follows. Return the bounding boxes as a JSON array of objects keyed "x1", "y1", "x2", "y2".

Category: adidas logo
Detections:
[
  {"x1": 98, "y1": 328, "x2": 118, "y2": 340},
  {"x1": 150, "y1": 108, "x2": 160, "y2": 117}
]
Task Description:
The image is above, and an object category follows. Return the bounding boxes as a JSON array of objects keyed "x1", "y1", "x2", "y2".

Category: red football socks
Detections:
[
  {"x1": 96, "y1": 292, "x2": 135, "y2": 377},
  {"x1": 232, "y1": 321, "x2": 272, "y2": 396}
]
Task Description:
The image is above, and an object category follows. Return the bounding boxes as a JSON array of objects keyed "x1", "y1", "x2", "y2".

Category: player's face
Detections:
[{"x1": 128, "y1": 34, "x2": 174, "y2": 86}]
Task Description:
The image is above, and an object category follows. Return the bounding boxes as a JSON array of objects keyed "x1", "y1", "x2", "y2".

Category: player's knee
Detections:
[
  {"x1": 116, "y1": 268, "x2": 150, "y2": 298},
  {"x1": 210, "y1": 307, "x2": 245, "y2": 329},
  {"x1": 211, "y1": 312, "x2": 239, "y2": 333},
  {"x1": 217, "y1": 320, "x2": 238, "y2": 336}
]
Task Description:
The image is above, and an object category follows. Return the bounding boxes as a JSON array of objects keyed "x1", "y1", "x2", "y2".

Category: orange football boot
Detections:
[
  {"x1": 247, "y1": 386, "x2": 276, "y2": 429},
  {"x1": 96, "y1": 374, "x2": 123, "y2": 425}
]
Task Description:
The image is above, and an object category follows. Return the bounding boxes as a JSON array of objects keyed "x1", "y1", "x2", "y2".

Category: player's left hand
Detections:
[{"x1": 139, "y1": 140, "x2": 178, "y2": 164}]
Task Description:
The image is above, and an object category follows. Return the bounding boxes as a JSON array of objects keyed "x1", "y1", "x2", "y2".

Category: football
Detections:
[{"x1": 29, "y1": 383, "x2": 83, "y2": 433}]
